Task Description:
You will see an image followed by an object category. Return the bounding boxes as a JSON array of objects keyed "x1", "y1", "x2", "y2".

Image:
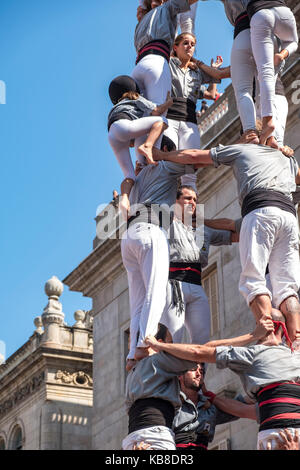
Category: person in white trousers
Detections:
[
  {"x1": 151, "y1": 139, "x2": 300, "y2": 343},
  {"x1": 246, "y1": 0, "x2": 298, "y2": 147},
  {"x1": 121, "y1": 147, "x2": 197, "y2": 369},
  {"x1": 164, "y1": 32, "x2": 225, "y2": 190},
  {"x1": 108, "y1": 76, "x2": 173, "y2": 181},
  {"x1": 162, "y1": 185, "x2": 235, "y2": 344},
  {"x1": 133, "y1": 0, "x2": 200, "y2": 162}
]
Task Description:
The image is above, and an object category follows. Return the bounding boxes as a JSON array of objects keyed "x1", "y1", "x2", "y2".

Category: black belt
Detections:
[
  {"x1": 167, "y1": 98, "x2": 197, "y2": 124},
  {"x1": 241, "y1": 189, "x2": 296, "y2": 218},
  {"x1": 234, "y1": 11, "x2": 250, "y2": 39},
  {"x1": 169, "y1": 262, "x2": 202, "y2": 286},
  {"x1": 136, "y1": 40, "x2": 170, "y2": 65}
]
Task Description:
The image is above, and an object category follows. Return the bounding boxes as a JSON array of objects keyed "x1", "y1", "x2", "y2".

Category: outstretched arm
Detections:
[
  {"x1": 204, "y1": 319, "x2": 274, "y2": 348},
  {"x1": 213, "y1": 396, "x2": 257, "y2": 420},
  {"x1": 204, "y1": 218, "x2": 236, "y2": 231},
  {"x1": 119, "y1": 178, "x2": 135, "y2": 221},
  {"x1": 197, "y1": 61, "x2": 231, "y2": 80},
  {"x1": 152, "y1": 147, "x2": 213, "y2": 167},
  {"x1": 296, "y1": 168, "x2": 300, "y2": 185},
  {"x1": 145, "y1": 338, "x2": 217, "y2": 363}
]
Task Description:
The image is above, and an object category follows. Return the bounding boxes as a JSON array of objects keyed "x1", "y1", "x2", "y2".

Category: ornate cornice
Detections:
[{"x1": 0, "y1": 372, "x2": 45, "y2": 418}]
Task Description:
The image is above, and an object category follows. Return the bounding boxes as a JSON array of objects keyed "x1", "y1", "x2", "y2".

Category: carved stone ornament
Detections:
[
  {"x1": 55, "y1": 370, "x2": 93, "y2": 387},
  {"x1": 0, "y1": 372, "x2": 45, "y2": 417}
]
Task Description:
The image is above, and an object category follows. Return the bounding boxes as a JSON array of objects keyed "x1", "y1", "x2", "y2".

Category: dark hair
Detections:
[
  {"x1": 155, "y1": 323, "x2": 169, "y2": 342},
  {"x1": 161, "y1": 135, "x2": 176, "y2": 152},
  {"x1": 176, "y1": 185, "x2": 197, "y2": 200}
]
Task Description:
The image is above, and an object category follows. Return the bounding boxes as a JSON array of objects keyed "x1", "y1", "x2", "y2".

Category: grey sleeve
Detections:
[
  {"x1": 209, "y1": 228, "x2": 232, "y2": 246},
  {"x1": 216, "y1": 346, "x2": 255, "y2": 372},
  {"x1": 138, "y1": 95, "x2": 157, "y2": 112},
  {"x1": 155, "y1": 351, "x2": 198, "y2": 375},
  {"x1": 210, "y1": 145, "x2": 242, "y2": 168},
  {"x1": 167, "y1": 0, "x2": 190, "y2": 17},
  {"x1": 163, "y1": 161, "x2": 195, "y2": 178},
  {"x1": 235, "y1": 218, "x2": 243, "y2": 234}
]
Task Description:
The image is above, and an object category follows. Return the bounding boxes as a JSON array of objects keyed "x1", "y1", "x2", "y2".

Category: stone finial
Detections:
[
  {"x1": 41, "y1": 276, "x2": 65, "y2": 344},
  {"x1": 44, "y1": 276, "x2": 64, "y2": 299},
  {"x1": 74, "y1": 310, "x2": 86, "y2": 328},
  {"x1": 34, "y1": 316, "x2": 44, "y2": 334}
]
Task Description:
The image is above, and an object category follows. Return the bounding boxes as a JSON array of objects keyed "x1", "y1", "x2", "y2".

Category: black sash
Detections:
[
  {"x1": 169, "y1": 262, "x2": 202, "y2": 286},
  {"x1": 136, "y1": 40, "x2": 170, "y2": 65},
  {"x1": 167, "y1": 98, "x2": 197, "y2": 124},
  {"x1": 234, "y1": 12, "x2": 250, "y2": 39},
  {"x1": 128, "y1": 398, "x2": 175, "y2": 434},
  {"x1": 241, "y1": 189, "x2": 296, "y2": 218}
]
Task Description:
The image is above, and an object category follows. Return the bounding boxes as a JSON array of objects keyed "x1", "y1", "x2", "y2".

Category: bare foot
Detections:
[
  {"x1": 134, "y1": 347, "x2": 149, "y2": 361},
  {"x1": 266, "y1": 136, "x2": 279, "y2": 149},
  {"x1": 260, "y1": 118, "x2": 275, "y2": 145},
  {"x1": 138, "y1": 144, "x2": 158, "y2": 165},
  {"x1": 126, "y1": 359, "x2": 136, "y2": 372}
]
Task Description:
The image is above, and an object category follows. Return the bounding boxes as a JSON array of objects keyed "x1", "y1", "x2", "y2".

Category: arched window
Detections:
[
  {"x1": 0, "y1": 437, "x2": 5, "y2": 450},
  {"x1": 9, "y1": 426, "x2": 23, "y2": 450}
]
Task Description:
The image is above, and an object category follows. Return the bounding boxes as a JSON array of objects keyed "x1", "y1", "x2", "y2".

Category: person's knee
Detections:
[{"x1": 279, "y1": 295, "x2": 300, "y2": 315}]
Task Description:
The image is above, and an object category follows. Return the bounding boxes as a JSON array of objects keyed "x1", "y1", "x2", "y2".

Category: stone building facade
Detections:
[
  {"x1": 64, "y1": 0, "x2": 300, "y2": 449},
  {"x1": 64, "y1": 3, "x2": 300, "y2": 450},
  {"x1": 1, "y1": 1, "x2": 299, "y2": 451},
  {"x1": 0, "y1": 277, "x2": 93, "y2": 450}
]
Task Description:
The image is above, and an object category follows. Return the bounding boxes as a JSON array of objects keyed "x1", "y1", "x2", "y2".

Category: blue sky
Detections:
[{"x1": 0, "y1": 0, "x2": 234, "y2": 359}]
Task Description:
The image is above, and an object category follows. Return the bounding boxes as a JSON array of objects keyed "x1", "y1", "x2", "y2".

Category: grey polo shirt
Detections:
[
  {"x1": 173, "y1": 390, "x2": 238, "y2": 442},
  {"x1": 169, "y1": 57, "x2": 220, "y2": 105},
  {"x1": 129, "y1": 161, "x2": 194, "y2": 212},
  {"x1": 126, "y1": 351, "x2": 198, "y2": 411},
  {"x1": 134, "y1": 0, "x2": 190, "y2": 52},
  {"x1": 210, "y1": 144, "x2": 299, "y2": 206},
  {"x1": 216, "y1": 344, "x2": 300, "y2": 399},
  {"x1": 108, "y1": 96, "x2": 156, "y2": 130},
  {"x1": 168, "y1": 221, "x2": 232, "y2": 266},
  {"x1": 221, "y1": 0, "x2": 249, "y2": 26}
]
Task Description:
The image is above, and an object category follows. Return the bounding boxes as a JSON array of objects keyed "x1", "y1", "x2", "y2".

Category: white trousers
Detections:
[
  {"x1": 257, "y1": 427, "x2": 300, "y2": 450},
  {"x1": 255, "y1": 88, "x2": 289, "y2": 146},
  {"x1": 132, "y1": 54, "x2": 171, "y2": 161},
  {"x1": 177, "y1": 2, "x2": 198, "y2": 34},
  {"x1": 161, "y1": 281, "x2": 211, "y2": 344},
  {"x1": 239, "y1": 207, "x2": 300, "y2": 308},
  {"x1": 121, "y1": 223, "x2": 170, "y2": 359},
  {"x1": 164, "y1": 118, "x2": 200, "y2": 190},
  {"x1": 108, "y1": 116, "x2": 167, "y2": 180},
  {"x1": 250, "y1": 7, "x2": 298, "y2": 117},
  {"x1": 122, "y1": 425, "x2": 176, "y2": 450},
  {"x1": 132, "y1": 55, "x2": 171, "y2": 106},
  {"x1": 231, "y1": 29, "x2": 257, "y2": 132}
]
